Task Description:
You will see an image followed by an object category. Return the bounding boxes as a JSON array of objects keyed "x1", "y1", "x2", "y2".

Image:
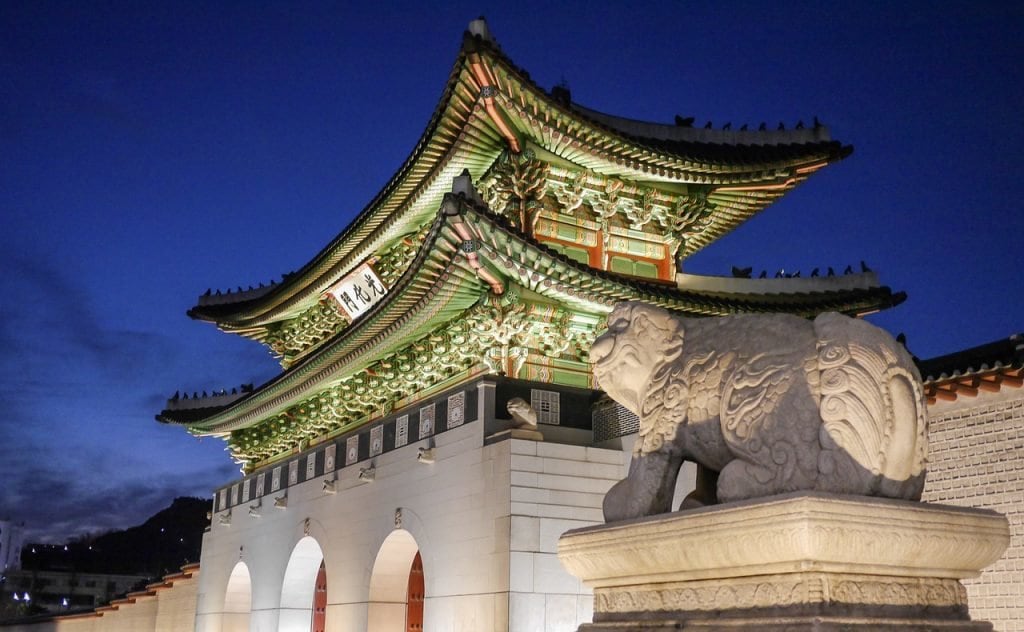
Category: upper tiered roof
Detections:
[{"x1": 187, "y1": 19, "x2": 852, "y2": 341}]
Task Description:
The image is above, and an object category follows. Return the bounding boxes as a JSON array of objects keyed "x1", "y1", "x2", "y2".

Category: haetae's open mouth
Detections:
[{"x1": 589, "y1": 333, "x2": 615, "y2": 366}]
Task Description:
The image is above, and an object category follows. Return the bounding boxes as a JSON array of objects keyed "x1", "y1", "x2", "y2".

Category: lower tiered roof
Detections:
[
  {"x1": 184, "y1": 20, "x2": 854, "y2": 345},
  {"x1": 159, "y1": 185, "x2": 904, "y2": 469}
]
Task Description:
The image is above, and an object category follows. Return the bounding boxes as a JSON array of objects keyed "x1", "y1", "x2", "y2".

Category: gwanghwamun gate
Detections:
[{"x1": 4, "y1": 18, "x2": 1021, "y2": 632}]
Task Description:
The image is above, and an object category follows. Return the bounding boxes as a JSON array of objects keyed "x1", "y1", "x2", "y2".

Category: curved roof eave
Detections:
[
  {"x1": 163, "y1": 192, "x2": 905, "y2": 435},
  {"x1": 165, "y1": 206, "x2": 487, "y2": 434},
  {"x1": 188, "y1": 26, "x2": 853, "y2": 332}
]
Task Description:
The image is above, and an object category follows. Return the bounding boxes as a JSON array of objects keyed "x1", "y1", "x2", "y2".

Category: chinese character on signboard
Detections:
[{"x1": 326, "y1": 263, "x2": 389, "y2": 319}]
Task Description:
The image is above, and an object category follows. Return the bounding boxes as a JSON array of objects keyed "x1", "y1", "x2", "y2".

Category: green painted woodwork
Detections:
[
  {"x1": 609, "y1": 256, "x2": 634, "y2": 276},
  {"x1": 168, "y1": 193, "x2": 900, "y2": 469},
  {"x1": 262, "y1": 148, "x2": 712, "y2": 365},
  {"x1": 164, "y1": 31, "x2": 891, "y2": 474},
  {"x1": 262, "y1": 228, "x2": 428, "y2": 366},
  {"x1": 227, "y1": 289, "x2": 601, "y2": 467},
  {"x1": 635, "y1": 260, "x2": 659, "y2": 279},
  {"x1": 562, "y1": 245, "x2": 589, "y2": 266}
]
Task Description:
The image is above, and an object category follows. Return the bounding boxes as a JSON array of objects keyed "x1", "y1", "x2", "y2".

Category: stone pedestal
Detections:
[
  {"x1": 558, "y1": 492, "x2": 1009, "y2": 631},
  {"x1": 485, "y1": 427, "x2": 544, "y2": 443}
]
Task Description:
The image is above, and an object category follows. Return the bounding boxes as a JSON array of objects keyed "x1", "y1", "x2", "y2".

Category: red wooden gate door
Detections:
[
  {"x1": 311, "y1": 560, "x2": 327, "y2": 632},
  {"x1": 405, "y1": 552, "x2": 424, "y2": 632}
]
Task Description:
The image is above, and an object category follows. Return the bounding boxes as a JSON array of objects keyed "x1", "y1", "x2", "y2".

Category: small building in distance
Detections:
[
  {"x1": 1, "y1": 569, "x2": 149, "y2": 614},
  {"x1": 0, "y1": 521, "x2": 25, "y2": 573}
]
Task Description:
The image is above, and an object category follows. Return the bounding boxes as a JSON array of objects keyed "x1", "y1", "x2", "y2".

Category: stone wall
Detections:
[
  {"x1": 0, "y1": 567, "x2": 199, "y2": 632},
  {"x1": 923, "y1": 387, "x2": 1023, "y2": 631},
  {"x1": 509, "y1": 441, "x2": 623, "y2": 631}
]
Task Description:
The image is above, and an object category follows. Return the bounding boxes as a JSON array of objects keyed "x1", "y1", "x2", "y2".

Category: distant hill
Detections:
[{"x1": 20, "y1": 497, "x2": 209, "y2": 578}]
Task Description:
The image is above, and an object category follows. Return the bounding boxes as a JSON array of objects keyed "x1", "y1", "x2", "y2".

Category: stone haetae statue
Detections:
[
  {"x1": 590, "y1": 302, "x2": 928, "y2": 522},
  {"x1": 507, "y1": 397, "x2": 538, "y2": 429}
]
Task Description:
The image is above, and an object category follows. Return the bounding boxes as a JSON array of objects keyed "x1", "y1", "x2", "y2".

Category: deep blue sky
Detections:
[{"x1": 1, "y1": 2, "x2": 1021, "y2": 541}]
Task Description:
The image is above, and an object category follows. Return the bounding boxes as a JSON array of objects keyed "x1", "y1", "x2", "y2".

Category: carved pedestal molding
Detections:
[{"x1": 558, "y1": 493, "x2": 1009, "y2": 631}]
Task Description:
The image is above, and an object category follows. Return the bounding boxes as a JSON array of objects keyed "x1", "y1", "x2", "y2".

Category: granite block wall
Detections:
[{"x1": 923, "y1": 390, "x2": 1023, "y2": 631}]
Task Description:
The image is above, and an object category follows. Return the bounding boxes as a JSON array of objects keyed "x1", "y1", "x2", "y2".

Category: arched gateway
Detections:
[
  {"x1": 368, "y1": 529, "x2": 423, "y2": 632},
  {"x1": 279, "y1": 536, "x2": 326, "y2": 632},
  {"x1": 222, "y1": 561, "x2": 252, "y2": 632},
  {"x1": 156, "y1": 17, "x2": 914, "y2": 632}
]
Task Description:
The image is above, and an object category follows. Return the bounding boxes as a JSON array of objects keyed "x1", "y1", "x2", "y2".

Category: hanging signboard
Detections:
[{"x1": 326, "y1": 263, "x2": 389, "y2": 319}]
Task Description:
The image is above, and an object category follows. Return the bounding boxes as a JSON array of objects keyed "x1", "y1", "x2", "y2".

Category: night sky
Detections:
[{"x1": 2, "y1": 2, "x2": 1021, "y2": 542}]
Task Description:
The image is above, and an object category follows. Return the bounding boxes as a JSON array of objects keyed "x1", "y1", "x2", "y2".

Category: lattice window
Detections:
[
  {"x1": 370, "y1": 425, "x2": 383, "y2": 456},
  {"x1": 288, "y1": 460, "x2": 299, "y2": 486},
  {"x1": 395, "y1": 414, "x2": 409, "y2": 448},
  {"x1": 419, "y1": 403, "x2": 435, "y2": 437},
  {"x1": 346, "y1": 436, "x2": 359, "y2": 466},
  {"x1": 271, "y1": 466, "x2": 282, "y2": 492},
  {"x1": 255, "y1": 473, "x2": 265, "y2": 497},
  {"x1": 592, "y1": 400, "x2": 640, "y2": 442},
  {"x1": 531, "y1": 389, "x2": 561, "y2": 425},
  {"x1": 219, "y1": 489, "x2": 227, "y2": 511},
  {"x1": 242, "y1": 479, "x2": 251, "y2": 503},
  {"x1": 306, "y1": 452, "x2": 316, "y2": 480},
  {"x1": 325, "y1": 445, "x2": 336, "y2": 472},
  {"x1": 447, "y1": 392, "x2": 465, "y2": 428},
  {"x1": 230, "y1": 484, "x2": 239, "y2": 506}
]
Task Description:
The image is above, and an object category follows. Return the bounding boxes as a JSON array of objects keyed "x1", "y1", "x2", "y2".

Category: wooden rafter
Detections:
[{"x1": 924, "y1": 366, "x2": 1023, "y2": 405}]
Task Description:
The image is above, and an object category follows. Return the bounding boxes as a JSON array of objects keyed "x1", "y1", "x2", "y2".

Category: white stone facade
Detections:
[
  {"x1": 5, "y1": 380, "x2": 1021, "y2": 632},
  {"x1": 922, "y1": 386, "x2": 1024, "y2": 631},
  {"x1": 193, "y1": 418, "x2": 621, "y2": 632}
]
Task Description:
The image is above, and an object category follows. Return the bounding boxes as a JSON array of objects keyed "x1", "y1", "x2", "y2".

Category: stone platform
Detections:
[{"x1": 558, "y1": 492, "x2": 1009, "y2": 631}]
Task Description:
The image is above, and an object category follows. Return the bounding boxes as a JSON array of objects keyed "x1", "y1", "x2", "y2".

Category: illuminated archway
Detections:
[
  {"x1": 368, "y1": 529, "x2": 422, "y2": 632},
  {"x1": 222, "y1": 561, "x2": 252, "y2": 632},
  {"x1": 279, "y1": 536, "x2": 326, "y2": 632}
]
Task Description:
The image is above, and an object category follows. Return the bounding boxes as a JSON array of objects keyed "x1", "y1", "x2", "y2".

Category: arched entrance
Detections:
[
  {"x1": 223, "y1": 561, "x2": 251, "y2": 632},
  {"x1": 368, "y1": 529, "x2": 423, "y2": 632},
  {"x1": 279, "y1": 536, "x2": 326, "y2": 632}
]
